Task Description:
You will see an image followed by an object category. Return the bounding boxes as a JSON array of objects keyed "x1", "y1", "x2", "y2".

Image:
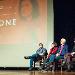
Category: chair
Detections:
[
  {"x1": 33, "y1": 55, "x2": 47, "y2": 69},
  {"x1": 71, "y1": 54, "x2": 75, "y2": 70},
  {"x1": 56, "y1": 53, "x2": 72, "y2": 71}
]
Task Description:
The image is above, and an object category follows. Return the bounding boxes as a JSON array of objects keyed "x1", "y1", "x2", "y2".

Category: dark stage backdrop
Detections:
[{"x1": 54, "y1": 0, "x2": 75, "y2": 51}]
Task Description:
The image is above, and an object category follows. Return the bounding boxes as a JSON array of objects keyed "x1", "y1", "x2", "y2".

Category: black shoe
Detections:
[
  {"x1": 24, "y1": 56, "x2": 30, "y2": 59},
  {"x1": 28, "y1": 67, "x2": 33, "y2": 71}
]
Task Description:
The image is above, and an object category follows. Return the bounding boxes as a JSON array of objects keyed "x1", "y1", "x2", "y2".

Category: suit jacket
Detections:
[{"x1": 57, "y1": 44, "x2": 68, "y2": 56}]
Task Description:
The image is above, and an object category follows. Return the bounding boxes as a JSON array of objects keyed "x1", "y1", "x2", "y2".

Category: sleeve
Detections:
[
  {"x1": 65, "y1": 45, "x2": 68, "y2": 54},
  {"x1": 72, "y1": 46, "x2": 75, "y2": 52},
  {"x1": 47, "y1": 49, "x2": 52, "y2": 58},
  {"x1": 44, "y1": 49, "x2": 48, "y2": 55},
  {"x1": 57, "y1": 47, "x2": 60, "y2": 53},
  {"x1": 42, "y1": 48, "x2": 47, "y2": 55},
  {"x1": 36, "y1": 49, "x2": 40, "y2": 54}
]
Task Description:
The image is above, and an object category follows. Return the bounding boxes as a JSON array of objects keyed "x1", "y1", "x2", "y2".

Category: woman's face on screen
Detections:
[{"x1": 21, "y1": 0, "x2": 32, "y2": 17}]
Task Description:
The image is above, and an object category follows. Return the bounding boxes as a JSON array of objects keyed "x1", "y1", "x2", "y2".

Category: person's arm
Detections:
[
  {"x1": 41, "y1": 48, "x2": 47, "y2": 56},
  {"x1": 47, "y1": 49, "x2": 52, "y2": 58},
  {"x1": 56, "y1": 47, "x2": 60, "y2": 57},
  {"x1": 36, "y1": 49, "x2": 40, "y2": 54},
  {"x1": 71, "y1": 46, "x2": 75, "y2": 55},
  {"x1": 72, "y1": 46, "x2": 75, "y2": 52},
  {"x1": 65, "y1": 45, "x2": 68, "y2": 54},
  {"x1": 39, "y1": 48, "x2": 48, "y2": 56},
  {"x1": 57, "y1": 47, "x2": 60, "y2": 53}
]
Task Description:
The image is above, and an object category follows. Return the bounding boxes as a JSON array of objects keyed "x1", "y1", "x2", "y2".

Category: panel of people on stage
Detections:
[{"x1": 24, "y1": 38, "x2": 75, "y2": 71}]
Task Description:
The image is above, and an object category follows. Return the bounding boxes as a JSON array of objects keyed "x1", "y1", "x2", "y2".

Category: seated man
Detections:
[
  {"x1": 63, "y1": 53, "x2": 71, "y2": 71},
  {"x1": 55, "y1": 38, "x2": 68, "y2": 64},
  {"x1": 71, "y1": 38, "x2": 75, "y2": 56},
  {"x1": 24, "y1": 43, "x2": 47, "y2": 70},
  {"x1": 63, "y1": 38, "x2": 75, "y2": 71},
  {"x1": 40, "y1": 42, "x2": 58, "y2": 71}
]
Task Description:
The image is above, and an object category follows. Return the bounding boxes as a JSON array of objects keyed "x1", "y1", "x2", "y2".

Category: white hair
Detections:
[{"x1": 61, "y1": 38, "x2": 66, "y2": 44}]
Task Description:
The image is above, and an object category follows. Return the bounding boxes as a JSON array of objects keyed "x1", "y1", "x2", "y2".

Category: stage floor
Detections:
[{"x1": 0, "y1": 71, "x2": 75, "y2": 75}]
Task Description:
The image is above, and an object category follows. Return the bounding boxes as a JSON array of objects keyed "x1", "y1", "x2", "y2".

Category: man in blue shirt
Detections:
[{"x1": 24, "y1": 43, "x2": 47, "y2": 70}]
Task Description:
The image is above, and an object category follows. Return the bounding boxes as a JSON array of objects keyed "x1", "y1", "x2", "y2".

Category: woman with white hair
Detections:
[{"x1": 56, "y1": 38, "x2": 68, "y2": 61}]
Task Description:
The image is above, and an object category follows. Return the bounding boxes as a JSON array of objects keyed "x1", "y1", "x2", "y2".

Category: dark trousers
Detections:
[{"x1": 29, "y1": 54, "x2": 41, "y2": 68}]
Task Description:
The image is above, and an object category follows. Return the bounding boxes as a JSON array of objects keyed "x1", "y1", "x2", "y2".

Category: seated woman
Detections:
[
  {"x1": 56, "y1": 38, "x2": 68, "y2": 61},
  {"x1": 55, "y1": 38, "x2": 68, "y2": 71},
  {"x1": 40, "y1": 42, "x2": 58, "y2": 71}
]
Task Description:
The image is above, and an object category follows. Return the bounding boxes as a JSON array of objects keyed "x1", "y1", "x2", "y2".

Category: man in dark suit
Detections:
[{"x1": 64, "y1": 38, "x2": 75, "y2": 71}]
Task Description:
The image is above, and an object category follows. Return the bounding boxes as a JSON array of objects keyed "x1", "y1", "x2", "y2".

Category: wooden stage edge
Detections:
[{"x1": 0, "y1": 71, "x2": 75, "y2": 75}]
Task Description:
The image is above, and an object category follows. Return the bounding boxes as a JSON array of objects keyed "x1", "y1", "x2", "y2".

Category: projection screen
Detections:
[{"x1": 0, "y1": 0, "x2": 54, "y2": 67}]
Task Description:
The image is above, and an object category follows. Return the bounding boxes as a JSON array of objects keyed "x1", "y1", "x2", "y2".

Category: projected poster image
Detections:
[
  {"x1": 18, "y1": 0, "x2": 47, "y2": 44},
  {"x1": 0, "y1": 0, "x2": 53, "y2": 67},
  {"x1": 19, "y1": 0, "x2": 39, "y2": 20},
  {"x1": 0, "y1": 0, "x2": 47, "y2": 44}
]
